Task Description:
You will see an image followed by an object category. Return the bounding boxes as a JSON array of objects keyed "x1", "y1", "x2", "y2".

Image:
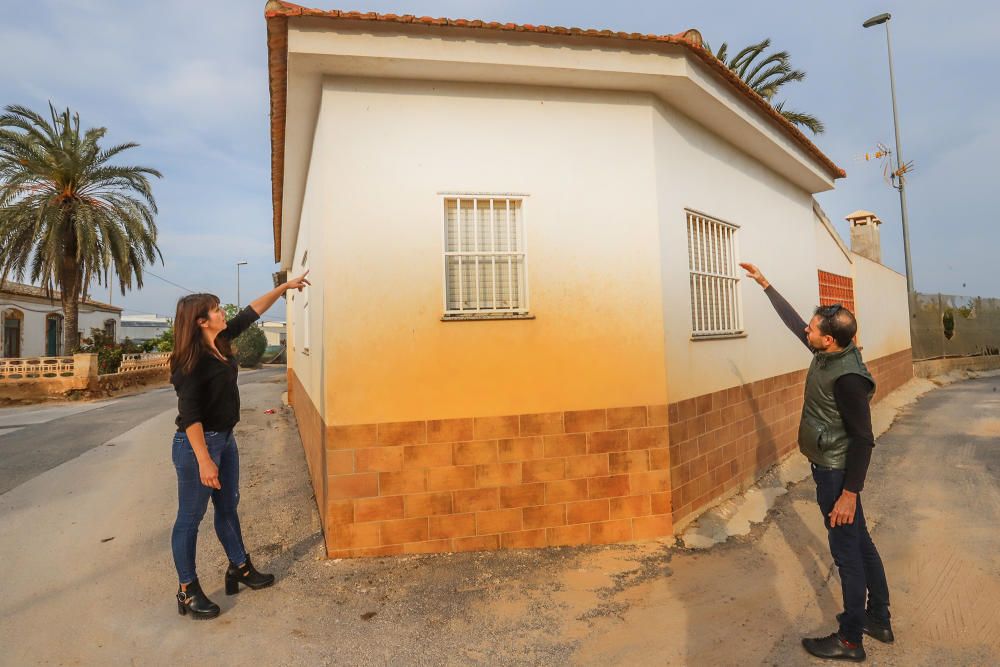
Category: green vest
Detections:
[{"x1": 797, "y1": 342, "x2": 875, "y2": 469}]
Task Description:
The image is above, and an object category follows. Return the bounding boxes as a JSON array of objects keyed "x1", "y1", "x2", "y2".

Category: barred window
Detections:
[
  {"x1": 443, "y1": 197, "x2": 527, "y2": 316},
  {"x1": 686, "y1": 210, "x2": 743, "y2": 337}
]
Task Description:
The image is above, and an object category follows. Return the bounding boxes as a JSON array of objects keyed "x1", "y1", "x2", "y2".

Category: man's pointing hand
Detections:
[{"x1": 739, "y1": 262, "x2": 770, "y2": 289}]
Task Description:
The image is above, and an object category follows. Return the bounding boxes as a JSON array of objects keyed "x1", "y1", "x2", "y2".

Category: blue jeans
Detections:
[
  {"x1": 812, "y1": 464, "x2": 891, "y2": 643},
  {"x1": 171, "y1": 430, "x2": 247, "y2": 584}
]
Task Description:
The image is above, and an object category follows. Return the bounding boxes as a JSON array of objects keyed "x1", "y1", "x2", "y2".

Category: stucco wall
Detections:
[
  {"x1": 852, "y1": 253, "x2": 911, "y2": 360},
  {"x1": 652, "y1": 99, "x2": 822, "y2": 404},
  {"x1": 813, "y1": 213, "x2": 852, "y2": 277},
  {"x1": 1, "y1": 299, "x2": 120, "y2": 357},
  {"x1": 286, "y1": 158, "x2": 326, "y2": 422},
  {"x1": 309, "y1": 78, "x2": 668, "y2": 425}
]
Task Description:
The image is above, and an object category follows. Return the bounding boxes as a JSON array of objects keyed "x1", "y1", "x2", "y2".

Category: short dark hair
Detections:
[{"x1": 813, "y1": 304, "x2": 857, "y2": 347}]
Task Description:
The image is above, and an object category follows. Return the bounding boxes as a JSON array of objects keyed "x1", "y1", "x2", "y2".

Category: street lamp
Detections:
[
  {"x1": 236, "y1": 261, "x2": 248, "y2": 307},
  {"x1": 863, "y1": 12, "x2": 915, "y2": 298}
]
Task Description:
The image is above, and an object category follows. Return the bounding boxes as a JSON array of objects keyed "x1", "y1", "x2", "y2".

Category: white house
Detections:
[
  {"x1": 265, "y1": 3, "x2": 912, "y2": 558},
  {"x1": 262, "y1": 321, "x2": 287, "y2": 347},
  {"x1": 120, "y1": 313, "x2": 172, "y2": 344},
  {"x1": 0, "y1": 281, "x2": 122, "y2": 358}
]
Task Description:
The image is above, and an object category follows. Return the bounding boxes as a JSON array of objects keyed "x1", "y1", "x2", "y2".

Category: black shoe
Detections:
[
  {"x1": 225, "y1": 554, "x2": 275, "y2": 595},
  {"x1": 176, "y1": 578, "x2": 220, "y2": 620},
  {"x1": 837, "y1": 611, "x2": 895, "y2": 644},
  {"x1": 801, "y1": 633, "x2": 866, "y2": 662}
]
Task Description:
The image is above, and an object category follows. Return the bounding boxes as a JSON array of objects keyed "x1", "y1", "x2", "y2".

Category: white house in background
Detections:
[
  {"x1": 262, "y1": 321, "x2": 287, "y2": 346},
  {"x1": 120, "y1": 314, "x2": 172, "y2": 343},
  {"x1": 0, "y1": 281, "x2": 122, "y2": 358},
  {"x1": 265, "y1": 3, "x2": 912, "y2": 557}
]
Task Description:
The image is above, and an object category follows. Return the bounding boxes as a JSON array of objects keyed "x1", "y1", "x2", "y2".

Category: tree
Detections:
[
  {"x1": 708, "y1": 39, "x2": 825, "y2": 135},
  {"x1": 0, "y1": 103, "x2": 162, "y2": 353},
  {"x1": 222, "y1": 303, "x2": 267, "y2": 368}
]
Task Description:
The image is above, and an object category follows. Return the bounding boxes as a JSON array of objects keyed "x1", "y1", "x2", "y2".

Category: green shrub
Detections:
[
  {"x1": 80, "y1": 329, "x2": 143, "y2": 374},
  {"x1": 233, "y1": 324, "x2": 267, "y2": 368}
]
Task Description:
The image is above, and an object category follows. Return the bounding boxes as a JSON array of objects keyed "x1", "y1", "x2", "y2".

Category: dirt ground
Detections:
[{"x1": 2, "y1": 373, "x2": 999, "y2": 665}]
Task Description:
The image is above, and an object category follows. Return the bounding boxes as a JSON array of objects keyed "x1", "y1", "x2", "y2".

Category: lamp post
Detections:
[
  {"x1": 236, "y1": 261, "x2": 248, "y2": 307},
  {"x1": 863, "y1": 12, "x2": 915, "y2": 299}
]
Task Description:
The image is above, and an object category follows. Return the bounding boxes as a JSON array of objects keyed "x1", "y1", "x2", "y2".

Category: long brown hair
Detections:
[{"x1": 169, "y1": 293, "x2": 233, "y2": 376}]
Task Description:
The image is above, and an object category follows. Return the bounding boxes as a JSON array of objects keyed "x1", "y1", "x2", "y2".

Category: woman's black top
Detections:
[{"x1": 172, "y1": 305, "x2": 260, "y2": 433}]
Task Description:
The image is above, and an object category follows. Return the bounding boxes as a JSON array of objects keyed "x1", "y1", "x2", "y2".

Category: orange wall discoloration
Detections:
[{"x1": 310, "y1": 79, "x2": 668, "y2": 425}]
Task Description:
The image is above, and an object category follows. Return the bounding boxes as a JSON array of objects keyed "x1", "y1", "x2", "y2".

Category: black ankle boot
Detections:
[
  {"x1": 176, "y1": 578, "x2": 220, "y2": 620},
  {"x1": 225, "y1": 554, "x2": 275, "y2": 595}
]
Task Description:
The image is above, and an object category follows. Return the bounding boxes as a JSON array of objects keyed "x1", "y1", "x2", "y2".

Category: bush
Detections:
[
  {"x1": 80, "y1": 329, "x2": 143, "y2": 375},
  {"x1": 143, "y1": 324, "x2": 173, "y2": 352},
  {"x1": 233, "y1": 324, "x2": 267, "y2": 368},
  {"x1": 222, "y1": 304, "x2": 267, "y2": 368}
]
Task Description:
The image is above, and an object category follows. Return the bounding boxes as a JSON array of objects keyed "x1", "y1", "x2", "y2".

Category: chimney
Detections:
[{"x1": 845, "y1": 210, "x2": 882, "y2": 263}]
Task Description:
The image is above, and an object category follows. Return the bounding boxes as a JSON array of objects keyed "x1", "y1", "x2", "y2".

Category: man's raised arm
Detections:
[{"x1": 740, "y1": 263, "x2": 810, "y2": 349}]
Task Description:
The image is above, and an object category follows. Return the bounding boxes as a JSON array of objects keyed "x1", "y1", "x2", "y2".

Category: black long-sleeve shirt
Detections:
[
  {"x1": 172, "y1": 305, "x2": 260, "y2": 433},
  {"x1": 764, "y1": 286, "x2": 875, "y2": 492}
]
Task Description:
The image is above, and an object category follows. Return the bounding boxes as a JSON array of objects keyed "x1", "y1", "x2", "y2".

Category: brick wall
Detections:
[
  {"x1": 321, "y1": 406, "x2": 673, "y2": 557},
  {"x1": 290, "y1": 349, "x2": 912, "y2": 557},
  {"x1": 288, "y1": 369, "x2": 326, "y2": 522},
  {"x1": 667, "y1": 348, "x2": 913, "y2": 528},
  {"x1": 867, "y1": 348, "x2": 913, "y2": 401}
]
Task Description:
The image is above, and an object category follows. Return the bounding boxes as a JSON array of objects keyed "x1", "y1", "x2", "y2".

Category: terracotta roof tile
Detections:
[
  {"x1": 0, "y1": 280, "x2": 123, "y2": 312},
  {"x1": 265, "y1": 1, "x2": 845, "y2": 261}
]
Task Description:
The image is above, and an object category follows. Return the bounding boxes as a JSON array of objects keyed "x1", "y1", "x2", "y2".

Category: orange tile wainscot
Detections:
[{"x1": 289, "y1": 348, "x2": 910, "y2": 557}]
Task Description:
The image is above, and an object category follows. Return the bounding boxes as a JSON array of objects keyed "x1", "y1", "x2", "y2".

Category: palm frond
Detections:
[
  {"x1": 0, "y1": 101, "x2": 163, "y2": 351},
  {"x1": 773, "y1": 101, "x2": 825, "y2": 135}
]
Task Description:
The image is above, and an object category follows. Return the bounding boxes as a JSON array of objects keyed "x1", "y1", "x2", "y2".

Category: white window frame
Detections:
[
  {"x1": 440, "y1": 193, "x2": 532, "y2": 320},
  {"x1": 686, "y1": 209, "x2": 744, "y2": 339}
]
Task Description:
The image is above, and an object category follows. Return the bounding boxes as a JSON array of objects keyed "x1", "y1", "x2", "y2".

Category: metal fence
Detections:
[{"x1": 912, "y1": 292, "x2": 1000, "y2": 361}]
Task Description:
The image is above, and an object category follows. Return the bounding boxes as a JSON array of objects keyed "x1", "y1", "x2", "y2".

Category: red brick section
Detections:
[
  {"x1": 867, "y1": 348, "x2": 914, "y2": 402},
  {"x1": 264, "y1": 0, "x2": 845, "y2": 261},
  {"x1": 320, "y1": 404, "x2": 672, "y2": 558},
  {"x1": 667, "y1": 349, "x2": 913, "y2": 527},
  {"x1": 818, "y1": 270, "x2": 855, "y2": 315}
]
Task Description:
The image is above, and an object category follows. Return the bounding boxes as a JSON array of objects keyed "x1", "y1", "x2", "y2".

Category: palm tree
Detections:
[
  {"x1": 0, "y1": 103, "x2": 162, "y2": 353},
  {"x1": 708, "y1": 39, "x2": 825, "y2": 135}
]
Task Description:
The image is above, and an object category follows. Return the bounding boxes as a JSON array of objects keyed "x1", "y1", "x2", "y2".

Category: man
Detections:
[{"x1": 741, "y1": 262, "x2": 893, "y2": 663}]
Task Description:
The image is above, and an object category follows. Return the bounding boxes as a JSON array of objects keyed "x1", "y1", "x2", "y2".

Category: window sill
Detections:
[
  {"x1": 690, "y1": 332, "x2": 747, "y2": 341},
  {"x1": 441, "y1": 313, "x2": 535, "y2": 322}
]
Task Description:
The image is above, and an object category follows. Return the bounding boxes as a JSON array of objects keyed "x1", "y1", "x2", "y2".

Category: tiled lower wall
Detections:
[
  {"x1": 289, "y1": 348, "x2": 912, "y2": 557},
  {"x1": 321, "y1": 408, "x2": 673, "y2": 558},
  {"x1": 667, "y1": 348, "x2": 913, "y2": 527}
]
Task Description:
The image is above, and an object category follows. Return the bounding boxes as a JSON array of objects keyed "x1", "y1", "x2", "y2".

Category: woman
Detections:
[{"x1": 170, "y1": 272, "x2": 309, "y2": 620}]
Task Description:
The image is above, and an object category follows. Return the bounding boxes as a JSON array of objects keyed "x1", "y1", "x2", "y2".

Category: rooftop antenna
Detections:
[{"x1": 859, "y1": 142, "x2": 915, "y2": 189}]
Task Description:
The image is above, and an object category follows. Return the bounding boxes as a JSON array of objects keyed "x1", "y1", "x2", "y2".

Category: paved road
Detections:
[
  {"x1": 0, "y1": 367, "x2": 284, "y2": 495},
  {"x1": 1, "y1": 373, "x2": 997, "y2": 665}
]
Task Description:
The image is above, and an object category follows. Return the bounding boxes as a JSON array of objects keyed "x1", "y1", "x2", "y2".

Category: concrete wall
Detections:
[
  {"x1": 913, "y1": 354, "x2": 1000, "y2": 378},
  {"x1": 851, "y1": 253, "x2": 911, "y2": 361},
  {"x1": 313, "y1": 77, "x2": 667, "y2": 426},
  {"x1": 911, "y1": 292, "x2": 1000, "y2": 360},
  {"x1": 814, "y1": 213, "x2": 853, "y2": 277}
]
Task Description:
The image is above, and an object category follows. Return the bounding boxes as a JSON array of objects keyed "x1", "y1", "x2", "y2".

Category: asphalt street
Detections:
[{"x1": 0, "y1": 367, "x2": 284, "y2": 495}]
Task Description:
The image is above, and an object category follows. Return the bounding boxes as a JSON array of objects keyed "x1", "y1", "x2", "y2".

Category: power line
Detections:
[{"x1": 143, "y1": 270, "x2": 196, "y2": 294}]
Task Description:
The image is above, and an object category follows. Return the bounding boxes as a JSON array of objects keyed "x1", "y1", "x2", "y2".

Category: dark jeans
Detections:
[
  {"x1": 812, "y1": 464, "x2": 890, "y2": 643},
  {"x1": 171, "y1": 430, "x2": 247, "y2": 584}
]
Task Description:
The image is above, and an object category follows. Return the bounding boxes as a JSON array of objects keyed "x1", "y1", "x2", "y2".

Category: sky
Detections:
[{"x1": 1, "y1": 0, "x2": 997, "y2": 321}]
